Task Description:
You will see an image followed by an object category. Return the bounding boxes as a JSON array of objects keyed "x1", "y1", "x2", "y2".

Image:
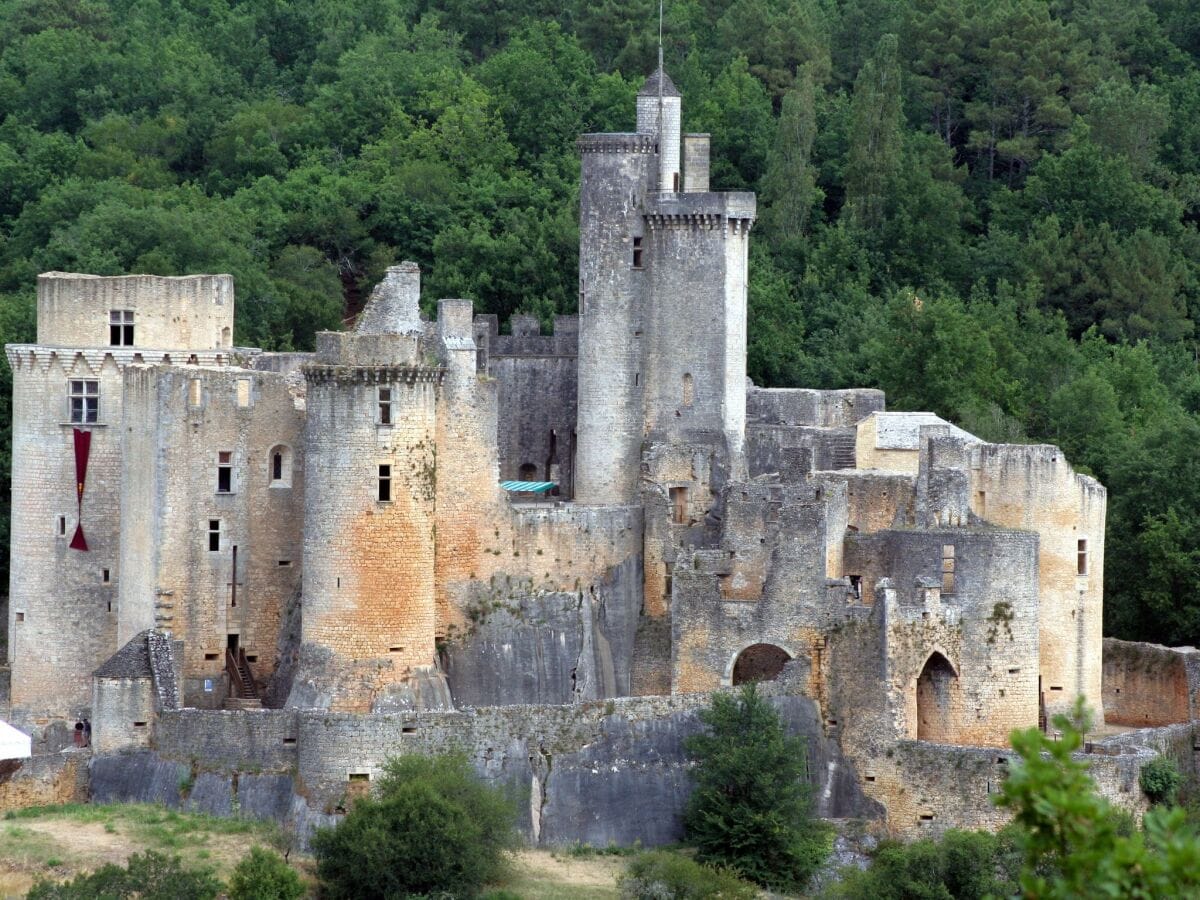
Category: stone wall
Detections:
[
  {"x1": 92, "y1": 678, "x2": 155, "y2": 753},
  {"x1": 35, "y1": 272, "x2": 235, "y2": 351},
  {"x1": 0, "y1": 752, "x2": 88, "y2": 813},
  {"x1": 141, "y1": 688, "x2": 878, "y2": 846},
  {"x1": 1103, "y1": 639, "x2": 1200, "y2": 727},
  {"x1": 118, "y1": 366, "x2": 305, "y2": 706}
]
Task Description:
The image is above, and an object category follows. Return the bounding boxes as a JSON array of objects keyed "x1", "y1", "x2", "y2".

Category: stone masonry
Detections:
[{"x1": 5, "y1": 67, "x2": 1156, "y2": 840}]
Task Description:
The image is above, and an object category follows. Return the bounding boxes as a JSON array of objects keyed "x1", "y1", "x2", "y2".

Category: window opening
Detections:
[
  {"x1": 217, "y1": 452, "x2": 233, "y2": 493},
  {"x1": 941, "y1": 544, "x2": 955, "y2": 594},
  {"x1": 378, "y1": 464, "x2": 392, "y2": 502},
  {"x1": 102, "y1": 568, "x2": 110, "y2": 584},
  {"x1": 669, "y1": 486, "x2": 688, "y2": 524},
  {"x1": 518, "y1": 462, "x2": 538, "y2": 481},
  {"x1": 673, "y1": 172, "x2": 681, "y2": 191},
  {"x1": 682, "y1": 373, "x2": 694, "y2": 407},
  {"x1": 272, "y1": 451, "x2": 283, "y2": 482},
  {"x1": 57, "y1": 516, "x2": 66, "y2": 537},
  {"x1": 632, "y1": 236, "x2": 644, "y2": 269},
  {"x1": 109, "y1": 310, "x2": 134, "y2": 346},
  {"x1": 1077, "y1": 539, "x2": 1088, "y2": 576},
  {"x1": 378, "y1": 387, "x2": 393, "y2": 425},
  {"x1": 849, "y1": 575, "x2": 863, "y2": 601},
  {"x1": 208, "y1": 519, "x2": 220, "y2": 552},
  {"x1": 69, "y1": 380, "x2": 99, "y2": 424}
]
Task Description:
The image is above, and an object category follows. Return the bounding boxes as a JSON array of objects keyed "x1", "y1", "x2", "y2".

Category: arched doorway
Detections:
[
  {"x1": 731, "y1": 643, "x2": 792, "y2": 685},
  {"x1": 916, "y1": 652, "x2": 960, "y2": 743}
]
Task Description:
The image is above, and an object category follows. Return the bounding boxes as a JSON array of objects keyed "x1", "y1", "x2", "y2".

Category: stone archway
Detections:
[
  {"x1": 731, "y1": 643, "x2": 792, "y2": 686},
  {"x1": 916, "y1": 651, "x2": 960, "y2": 743}
]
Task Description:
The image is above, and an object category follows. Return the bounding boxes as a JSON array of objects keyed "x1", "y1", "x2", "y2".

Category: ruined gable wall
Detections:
[
  {"x1": 817, "y1": 470, "x2": 915, "y2": 537},
  {"x1": 671, "y1": 483, "x2": 845, "y2": 694}
]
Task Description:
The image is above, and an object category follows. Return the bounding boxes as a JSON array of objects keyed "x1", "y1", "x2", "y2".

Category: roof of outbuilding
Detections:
[
  {"x1": 639, "y1": 67, "x2": 681, "y2": 98},
  {"x1": 94, "y1": 630, "x2": 154, "y2": 679}
]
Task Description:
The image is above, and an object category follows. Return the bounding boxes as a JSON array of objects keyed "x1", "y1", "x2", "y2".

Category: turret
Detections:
[{"x1": 636, "y1": 68, "x2": 682, "y2": 193}]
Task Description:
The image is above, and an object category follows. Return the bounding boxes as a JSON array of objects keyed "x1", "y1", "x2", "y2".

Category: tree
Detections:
[
  {"x1": 845, "y1": 34, "x2": 902, "y2": 229},
  {"x1": 760, "y1": 69, "x2": 821, "y2": 252},
  {"x1": 311, "y1": 753, "x2": 518, "y2": 900},
  {"x1": 684, "y1": 684, "x2": 830, "y2": 889},
  {"x1": 996, "y1": 701, "x2": 1200, "y2": 897}
]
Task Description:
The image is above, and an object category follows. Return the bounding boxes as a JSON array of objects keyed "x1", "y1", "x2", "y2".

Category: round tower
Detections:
[
  {"x1": 573, "y1": 132, "x2": 657, "y2": 505},
  {"x1": 636, "y1": 68, "x2": 682, "y2": 193},
  {"x1": 288, "y1": 265, "x2": 449, "y2": 712}
]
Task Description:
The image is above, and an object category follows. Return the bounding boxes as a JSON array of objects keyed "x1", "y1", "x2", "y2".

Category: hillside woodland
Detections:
[{"x1": 1, "y1": 0, "x2": 1199, "y2": 645}]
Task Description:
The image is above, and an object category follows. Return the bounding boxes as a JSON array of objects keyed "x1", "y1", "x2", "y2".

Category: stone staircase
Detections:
[
  {"x1": 828, "y1": 430, "x2": 857, "y2": 470},
  {"x1": 223, "y1": 649, "x2": 261, "y2": 710}
]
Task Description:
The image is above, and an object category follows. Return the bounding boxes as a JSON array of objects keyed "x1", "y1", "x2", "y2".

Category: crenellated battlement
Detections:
[
  {"x1": 473, "y1": 314, "x2": 579, "y2": 359},
  {"x1": 577, "y1": 133, "x2": 657, "y2": 154}
]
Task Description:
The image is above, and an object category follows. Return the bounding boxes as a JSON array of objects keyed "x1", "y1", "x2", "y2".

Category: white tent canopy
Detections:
[{"x1": 0, "y1": 720, "x2": 31, "y2": 760}]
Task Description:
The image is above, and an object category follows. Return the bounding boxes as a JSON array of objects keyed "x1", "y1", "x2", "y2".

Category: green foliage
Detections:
[
  {"x1": 823, "y1": 828, "x2": 1021, "y2": 899},
  {"x1": 228, "y1": 846, "x2": 306, "y2": 900},
  {"x1": 996, "y1": 699, "x2": 1200, "y2": 897},
  {"x1": 1141, "y1": 756, "x2": 1185, "y2": 806},
  {"x1": 311, "y1": 753, "x2": 518, "y2": 900},
  {"x1": 26, "y1": 850, "x2": 222, "y2": 899},
  {"x1": 618, "y1": 850, "x2": 758, "y2": 900},
  {"x1": 684, "y1": 684, "x2": 831, "y2": 889}
]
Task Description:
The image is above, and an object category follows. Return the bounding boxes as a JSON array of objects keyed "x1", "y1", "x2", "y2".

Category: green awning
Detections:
[{"x1": 500, "y1": 480, "x2": 557, "y2": 493}]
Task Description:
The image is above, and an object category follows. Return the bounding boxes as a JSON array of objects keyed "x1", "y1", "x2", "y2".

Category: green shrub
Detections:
[
  {"x1": 684, "y1": 684, "x2": 831, "y2": 889},
  {"x1": 1140, "y1": 756, "x2": 1183, "y2": 805},
  {"x1": 228, "y1": 846, "x2": 306, "y2": 900},
  {"x1": 26, "y1": 850, "x2": 222, "y2": 899},
  {"x1": 618, "y1": 850, "x2": 757, "y2": 899},
  {"x1": 311, "y1": 753, "x2": 518, "y2": 899},
  {"x1": 822, "y1": 828, "x2": 1020, "y2": 899}
]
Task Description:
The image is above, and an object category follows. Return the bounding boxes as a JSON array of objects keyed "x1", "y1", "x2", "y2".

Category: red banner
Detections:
[{"x1": 69, "y1": 428, "x2": 90, "y2": 551}]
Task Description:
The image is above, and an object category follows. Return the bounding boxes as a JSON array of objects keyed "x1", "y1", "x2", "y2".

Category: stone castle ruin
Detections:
[{"x1": 2, "y1": 70, "x2": 1188, "y2": 842}]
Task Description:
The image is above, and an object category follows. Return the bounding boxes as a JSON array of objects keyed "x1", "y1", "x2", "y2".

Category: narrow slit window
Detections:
[
  {"x1": 378, "y1": 464, "x2": 392, "y2": 502},
  {"x1": 378, "y1": 387, "x2": 393, "y2": 425},
  {"x1": 272, "y1": 451, "x2": 283, "y2": 482},
  {"x1": 69, "y1": 380, "x2": 99, "y2": 424},
  {"x1": 632, "y1": 236, "x2": 643, "y2": 269},
  {"x1": 669, "y1": 486, "x2": 688, "y2": 525},
  {"x1": 1077, "y1": 539, "x2": 1088, "y2": 575},
  {"x1": 57, "y1": 515, "x2": 66, "y2": 537},
  {"x1": 102, "y1": 568, "x2": 110, "y2": 584},
  {"x1": 208, "y1": 519, "x2": 221, "y2": 552},
  {"x1": 109, "y1": 309, "x2": 134, "y2": 346},
  {"x1": 217, "y1": 452, "x2": 232, "y2": 493}
]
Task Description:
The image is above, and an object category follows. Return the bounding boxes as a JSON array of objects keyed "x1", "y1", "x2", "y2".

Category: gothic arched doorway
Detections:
[{"x1": 916, "y1": 652, "x2": 960, "y2": 743}]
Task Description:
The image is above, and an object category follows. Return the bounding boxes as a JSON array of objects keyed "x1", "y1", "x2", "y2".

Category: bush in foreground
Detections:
[
  {"x1": 311, "y1": 753, "x2": 518, "y2": 899},
  {"x1": 618, "y1": 850, "x2": 757, "y2": 899},
  {"x1": 684, "y1": 684, "x2": 830, "y2": 889},
  {"x1": 228, "y1": 846, "x2": 306, "y2": 900},
  {"x1": 1140, "y1": 756, "x2": 1184, "y2": 806},
  {"x1": 27, "y1": 850, "x2": 221, "y2": 899},
  {"x1": 822, "y1": 828, "x2": 1020, "y2": 899}
]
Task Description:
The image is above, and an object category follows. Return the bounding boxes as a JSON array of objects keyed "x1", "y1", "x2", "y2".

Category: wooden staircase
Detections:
[{"x1": 224, "y1": 648, "x2": 261, "y2": 710}]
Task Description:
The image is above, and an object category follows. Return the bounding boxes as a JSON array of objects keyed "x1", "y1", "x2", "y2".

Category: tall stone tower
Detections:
[
  {"x1": 7, "y1": 273, "x2": 234, "y2": 728},
  {"x1": 574, "y1": 70, "x2": 755, "y2": 510},
  {"x1": 287, "y1": 264, "x2": 450, "y2": 712}
]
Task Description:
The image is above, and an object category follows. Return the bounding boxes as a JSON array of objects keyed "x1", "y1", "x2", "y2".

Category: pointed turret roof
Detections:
[{"x1": 639, "y1": 67, "x2": 681, "y2": 98}]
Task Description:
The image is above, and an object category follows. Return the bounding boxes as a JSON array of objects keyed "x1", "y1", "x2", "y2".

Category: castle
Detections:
[{"x1": 3, "y1": 71, "x2": 1129, "y2": 838}]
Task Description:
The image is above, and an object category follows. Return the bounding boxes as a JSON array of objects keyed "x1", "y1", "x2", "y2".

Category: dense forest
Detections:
[{"x1": 0, "y1": 0, "x2": 1198, "y2": 645}]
